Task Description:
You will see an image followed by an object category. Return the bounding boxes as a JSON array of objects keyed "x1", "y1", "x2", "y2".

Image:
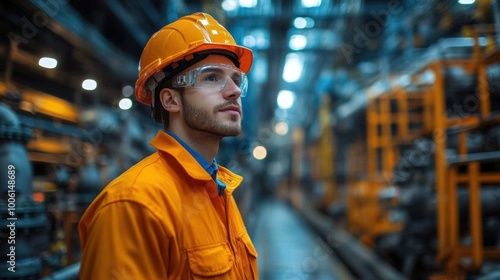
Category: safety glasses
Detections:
[{"x1": 171, "y1": 64, "x2": 248, "y2": 97}]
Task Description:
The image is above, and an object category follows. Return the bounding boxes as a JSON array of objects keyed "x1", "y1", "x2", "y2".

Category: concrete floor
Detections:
[{"x1": 250, "y1": 198, "x2": 354, "y2": 280}]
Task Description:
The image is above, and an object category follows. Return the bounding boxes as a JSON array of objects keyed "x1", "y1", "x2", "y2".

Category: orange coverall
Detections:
[{"x1": 79, "y1": 130, "x2": 258, "y2": 279}]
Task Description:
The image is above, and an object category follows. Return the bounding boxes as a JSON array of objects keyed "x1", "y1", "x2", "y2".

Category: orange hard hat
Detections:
[{"x1": 135, "y1": 12, "x2": 253, "y2": 106}]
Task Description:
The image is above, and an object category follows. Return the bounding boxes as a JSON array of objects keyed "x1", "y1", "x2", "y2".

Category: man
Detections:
[{"x1": 78, "y1": 12, "x2": 258, "y2": 279}]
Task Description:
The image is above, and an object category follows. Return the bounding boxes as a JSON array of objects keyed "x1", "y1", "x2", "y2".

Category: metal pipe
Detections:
[
  {"x1": 3, "y1": 39, "x2": 15, "y2": 85},
  {"x1": 492, "y1": 0, "x2": 500, "y2": 43},
  {"x1": 447, "y1": 151, "x2": 500, "y2": 165},
  {"x1": 0, "y1": 103, "x2": 49, "y2": 279}
]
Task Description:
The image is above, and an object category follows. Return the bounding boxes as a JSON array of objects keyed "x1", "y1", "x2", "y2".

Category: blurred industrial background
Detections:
[{"x1": 1, "y1": 0, "x2": 500, "y2": 279}]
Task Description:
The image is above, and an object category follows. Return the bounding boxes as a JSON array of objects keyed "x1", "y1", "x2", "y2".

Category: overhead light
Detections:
[
  {"x1": 122, "y1": 85, "x2": 134, "y2": 97},
  {"x1": 277, "y1": 90, "x2": 295, "y2": 109},
  {"x1": 458, "y1": 0, "x2": 475, "y2": 4},
  {"x1": 294, "y1": 17, "x2": 308, "y2": 29},
  {"x1": 245, "y1": 29, "x2": 270, "y2": 49},
  {"x1": 283, "y1": 53, "x2": 303, "y2": 82},
  {"x1": 82, "y1": 79, "x2": 97, "y2": 91},
  {"x1": 222, "y1": 0, "x2": 238, "y2": 11},
  {"x1": 419, "y1": 70, "x2": 436, "y2": 84},
  {"x1": 301, "y1": 0, "x2": 321, "y2": 8},
  {"x1": 274, "y1": 121, "x2": 289, "y2": 135},
  {"x1": 252, "y1": 145, "x2": 267, "y2": 160},
  {"x1": 294, "y1": 17, "x2": 315, "y2": 29},
  {"x1": 289, "y1": 34, "x2": 307, "y2": 50},
  {"x1": 119, "y1": 98, "x2": 133, "y2": 110},
  {"x1": 38, "y1": 57, "x2": 57, "y2": 69},
  {"x1": 240, "y1": 0, "x2": 257, "y2": 8},
  {"x1": 243, "y1": 35, "x2": 256, "y2": 48}
]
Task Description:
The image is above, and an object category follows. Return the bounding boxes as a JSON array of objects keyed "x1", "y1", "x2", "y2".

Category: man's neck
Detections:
[{"x1": 168, "y1": 128, "x2": 220, "y2": 163}]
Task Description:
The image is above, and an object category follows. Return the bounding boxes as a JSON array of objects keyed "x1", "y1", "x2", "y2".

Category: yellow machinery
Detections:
[
  {"x1": 346, "y1": 24, "x2": 500, "y2": 278},
  {"x1": 0, "y1": 82, "x2": 86, "y2": 271},
  {"x1": 310, "y1": 95, "x2": 338, "y2": 210},
  {"x1": 0, "y1": 81, "x2": 81, "y2": 163},
  {"x1": 437, "y1": 25, "x2": 500, "y2": 278}
]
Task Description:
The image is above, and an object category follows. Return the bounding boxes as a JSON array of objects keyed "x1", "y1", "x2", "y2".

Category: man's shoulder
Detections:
[
  {"x1": 122, "y1": 151, "x2": 166, "y2": 178},
  {"x1": 82, "y1": 152, "x2": 182, "y2": 220},
  {"x1": 108, "y1": 152, "x2": 177, "y2": 191}
]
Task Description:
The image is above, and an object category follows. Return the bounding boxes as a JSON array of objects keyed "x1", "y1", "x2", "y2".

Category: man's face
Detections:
[{"x1": 179, "y1": 54, "x2": 244, "y2": 138}]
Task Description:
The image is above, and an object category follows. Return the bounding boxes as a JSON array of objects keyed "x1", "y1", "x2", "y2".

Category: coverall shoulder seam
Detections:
[{"x1": 94, "y1": 198, "x2": 171, "y2": 239}]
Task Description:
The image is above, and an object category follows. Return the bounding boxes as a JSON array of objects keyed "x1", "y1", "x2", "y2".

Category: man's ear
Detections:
[{"x1": 159, "y1": 88, "x2": 180, "y2": 113}]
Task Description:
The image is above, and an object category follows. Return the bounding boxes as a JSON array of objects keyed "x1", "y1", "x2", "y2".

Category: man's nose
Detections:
[{"x1": 221, "y1": 78, "x2": 242, "y2": 98}]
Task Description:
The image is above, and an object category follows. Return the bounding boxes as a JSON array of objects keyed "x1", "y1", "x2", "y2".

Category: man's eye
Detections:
[
  {"x1": 232, "y1": 76, "x2": 242, "y2": 86},
  {"x1": 204, "y1": 73, "x2": 222, "y2": 82}
]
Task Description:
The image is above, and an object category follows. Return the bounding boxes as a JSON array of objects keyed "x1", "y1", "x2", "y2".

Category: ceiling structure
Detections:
[{"x1": 0, "y1": 0, "x2": 492, "y2": 152}]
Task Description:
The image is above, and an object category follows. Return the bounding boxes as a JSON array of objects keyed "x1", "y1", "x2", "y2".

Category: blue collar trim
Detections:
[{"x1": 164, "y1": 130, "x2": 224, "y2": 195}]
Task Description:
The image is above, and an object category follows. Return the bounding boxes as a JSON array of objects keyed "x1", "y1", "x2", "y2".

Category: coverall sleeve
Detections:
[{"x1": 79, "y1": 200, "x2": 169, "y2": 279}]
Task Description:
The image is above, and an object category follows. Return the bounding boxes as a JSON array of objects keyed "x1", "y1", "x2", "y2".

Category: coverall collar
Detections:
[
  {"x1": 163, "y1": 130, "x2": 218, "y2": 176},
  {"x1": 149, "y1": 130, "x2": 243, "y2": 194}
]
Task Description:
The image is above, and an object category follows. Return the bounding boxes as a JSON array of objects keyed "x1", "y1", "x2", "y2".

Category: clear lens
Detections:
[{"x1": 173, "y1": 64, "x2": 248, "y2": 97}]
